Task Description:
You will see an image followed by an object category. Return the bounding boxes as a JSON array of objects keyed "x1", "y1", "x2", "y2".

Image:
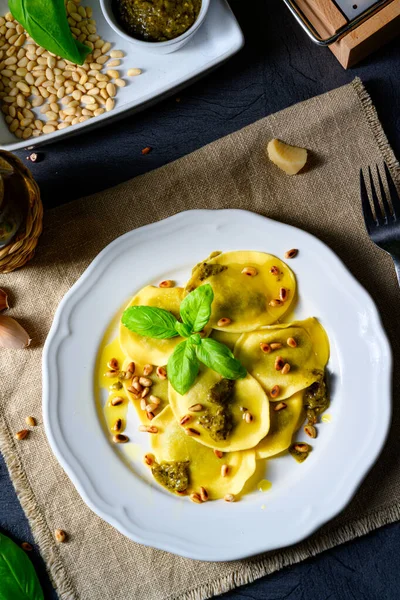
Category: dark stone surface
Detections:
[{"x1": 1, "y1": 0, "x2": 400, "y2": 598}]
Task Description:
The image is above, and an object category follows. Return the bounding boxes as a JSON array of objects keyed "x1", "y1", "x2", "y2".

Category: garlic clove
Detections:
[
  {"x1": 0, "y1": 315, "x2": 31, "y2": 349},
  {"x1": 0, "y1": 288, "x2": 9, "y2": 312},
  {"x1": 267, "y1": 139, "x2": 308, "y2": 175}
]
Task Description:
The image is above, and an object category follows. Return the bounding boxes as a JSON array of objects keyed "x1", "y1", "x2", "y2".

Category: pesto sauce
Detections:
[
  {"x1": 196, "y1": 262, "x2": 227, "y2": 282},
  {"x1": 289, "y1": 443, "x2": 312, "y2": 463},
  {"x1": 208, "y1": 378, "x2": 235, "y2": 404},
  {"x1": 186, "y1": 259, "x2": 227, "y2": 292},
  {"x1": 151, "y1": 461, "x2": 189, "y2": 493},
  {"x1": 113, "y1": 0, "x2": 201, "y2": 42},
  {"x1": 199, "y1": 409, "x2": 233, "y2": 442},
  {"x1": 199, "y1": 379, "x2": 234, "y2": 441},
  {"x1": 304, "y1": 375, "x2": 329, "y2": 425}
]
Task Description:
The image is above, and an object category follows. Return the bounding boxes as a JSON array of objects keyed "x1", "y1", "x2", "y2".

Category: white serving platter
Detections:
[
  {"x1": 0, "y1": 0, "x2": 244, "y2": 151},
  {"x1": 43, "y1": 209, "x2": 392, "y2": 561}
]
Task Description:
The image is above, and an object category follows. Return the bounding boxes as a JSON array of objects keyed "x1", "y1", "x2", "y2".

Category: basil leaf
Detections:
[
  {"x1": 167, "y1": 339, "x2": 199, "y2": 395},
  {"x1": 0, "y1": 532, "x2": 44, "y2": 600},
  {"x1": 174, "y1": 321, "x2": 192, "y2": 338},
  {"x1": 190, "y1": 333, "x2": 202, "y2": 346},
  {"x1": 179, "y1": 284, "x2": 214, "y2": 332},
  {"x1": 9, "y1": 0, "x2": 90, "y2": 65},
  {"x1": 121, "y1": 306, "x2": 178, "y2": 339},
  {"x1": 196, "y1": 338, "x2": 247, "y2": 379}
]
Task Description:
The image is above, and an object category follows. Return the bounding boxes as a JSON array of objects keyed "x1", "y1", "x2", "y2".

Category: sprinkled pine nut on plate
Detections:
[
  {"x1": 244, "y1": 411, "x2": 253, "y2": 423},
  {"x1": 190, "y1": 492, "x2": 202, "y2": 503},
  {"x1": 284, "y1": 248, "x2": 298, "y2": 259},
  {"x1": 270, "y1": 386, "x2": 281, "y2": 399},
  {"x1": 217, "y1": 317, "x2": 231, "y2": 327},
  {"x1": 143, "y1": 364, "x2": 153, "y2": 376},
  {"x1": 281, "y1": 363, "x2": 291, "y2": 375},
  {"x1": 304, "y1": 425, "x2": 317, "y2": 438},
  {"x1": 224, "y1": 494, "x2": 235, "y2": 503},
  {"x1": 269, "y1": 298, "x2": 283, "y2": 307},
  {"x1": 156, "y1": 366, "x2": 167, "y2": 379},
  {"x1": 221, "y1": 464, "x2": 229, "y2": 477},
  {"x1": 199, "y1": 487, "x2": 208, "y2": 501},
  {"x1": 159, "y1": 279, "x2": 174, "y2": 288},
  {"x1": 241, "y1": 266, "x2": 257, "y2": 276},
  {"x1": 113, "y1": 433, "x2": 129, "y2": 443},
  {"x1": 111, "y1": 396, "x2": 124, "y2": 406},
  {"x1": 270, "y1": 342, "x2": 282, "y2": 350},
  {"x1": 144, "y1": 453, "x2": 154, "y2": 466}
]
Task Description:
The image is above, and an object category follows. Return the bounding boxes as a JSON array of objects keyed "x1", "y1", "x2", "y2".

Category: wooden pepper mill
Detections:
[{"x1": 0, "y1": 151, "x2": 43, "y2": 274}]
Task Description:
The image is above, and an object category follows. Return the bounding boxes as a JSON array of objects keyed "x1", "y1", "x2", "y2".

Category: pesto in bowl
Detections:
[{"x1": 113, "y1": 0, "x2": 202, "y2": 42}]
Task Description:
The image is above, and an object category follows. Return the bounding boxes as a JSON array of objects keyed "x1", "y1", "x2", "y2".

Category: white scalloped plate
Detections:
[{"x1": 43, "y1": 209, "x2": 392, "y2": 561}]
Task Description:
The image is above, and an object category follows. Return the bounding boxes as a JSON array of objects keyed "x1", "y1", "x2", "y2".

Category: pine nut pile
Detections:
[{"x1": 0, "y1": 0, "x2": 141, "y2": 141}]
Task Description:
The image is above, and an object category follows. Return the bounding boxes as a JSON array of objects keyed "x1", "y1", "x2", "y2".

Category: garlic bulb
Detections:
[
  {"x1": 0, "y1": 315, "x2": 31, "y2": 349},
  {"x1": 0, "y1": 288, "x2": 8, "y2": 312}
]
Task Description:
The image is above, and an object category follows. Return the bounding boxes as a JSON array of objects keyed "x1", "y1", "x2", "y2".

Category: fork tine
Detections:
[
  {"x1": 368, "y1": 166, "x2": 383, "y2": 225},
  {"x1": 376, "y1": 165, "x2": 392, "y2": 222},
  {"x1": 383, "y1": 162, "x2": 400, "y2": 219},
  {"x1": 360, "y1": 169, "x2": 375, "y2": 232}
]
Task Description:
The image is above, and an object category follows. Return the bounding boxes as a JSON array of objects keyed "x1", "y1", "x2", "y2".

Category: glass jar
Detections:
[{"x1": 0, "y1": 155, "x2": 27, "y2": 249}]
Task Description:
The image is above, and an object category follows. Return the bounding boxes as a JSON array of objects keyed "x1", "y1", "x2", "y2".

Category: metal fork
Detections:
[{"x1": 360, "y1": 162, "x2": 400, "y2": 286}]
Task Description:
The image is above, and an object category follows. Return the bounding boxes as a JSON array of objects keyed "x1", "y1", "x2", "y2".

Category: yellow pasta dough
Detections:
[
  {"x1": 150, "y1": 406, "x2": 256, "y2": 499},
  {"x1": 211, "y1": 330, "x2": 241, "y2": 351},
  {"x1": 234, "y1": 318, "x2": 329, "y2": 400},
  {"x1": 185, "y1": 251, "x2": 296, "y2": 332},
  {"x1": 119, "y1": 285, "x2": 184, "y2": 366},
  {"x1": 255, "y1": 392, "x2": 304, "y2": 459},
  {"x1": 169, "y1": 365, "x2": 270, "y2": 451}
]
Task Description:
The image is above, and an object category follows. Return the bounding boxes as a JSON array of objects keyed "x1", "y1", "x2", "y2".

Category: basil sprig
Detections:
[
  {"x1": 167, "y1": 338, "x2": 199, "y2": 395},
  {"x1": 195, "y1": 338, "x2": 246, "y2": 380},
  {"x1": 121, "y1": 306, "x2": 178, "y2": 339},
  {"x1": 9, "y1": 0, "x2": 91, "y2": 65},
  {"x1": 179, "y1": 283, "x2": 213, "y2": 333},
  {"x1": 121, "y1": 284, "x2": 246, "y2": 394},
  {"x1": 0, "y1": 532, "x2": 44, "y2": 600}
]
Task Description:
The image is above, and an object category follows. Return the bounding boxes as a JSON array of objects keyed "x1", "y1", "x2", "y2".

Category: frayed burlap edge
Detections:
[
  {"x1": 0, "y1": 412, "x2": 78, "y2": 600},
  {"x1": 352, "y1": 77, "x2": 400, "y2": 173},
  {"x1": 0, "y1": 78, "x2": 399, "y2": 600}
]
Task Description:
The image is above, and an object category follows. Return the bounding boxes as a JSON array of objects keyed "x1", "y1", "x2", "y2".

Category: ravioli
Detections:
[
  {"x1": 255, "y1": 392, "x2": 304, "y2": 459},
  {"x1": 211, "y1": 330, "x2": 241, "y2": 351},
  {"x1": 121, "y1": 359, "x2": 169, "y2": 425},
  {"x1": 99, "y1": 246, "x2": 332, "y2": 503},
  {"x1": 185, "y1": 251, "x2": 296, "y2": 332},
  {"x1": 169, "y1": 365, "x2": 270, "y2": 451},
  {"x1": 119, "y1": 285, "x2": 184, "y2": 366},
  {"x1": 150, "y1": 406, "x2": 256, "y2": 499},
  {"x1": 234, "y1": 318, "x2": 329, "y2": 401}
]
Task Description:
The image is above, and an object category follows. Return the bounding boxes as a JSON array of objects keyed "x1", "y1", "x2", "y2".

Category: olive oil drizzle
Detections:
[{"x1": 98, "y1": 337, "x2": 129, "y2": 435}]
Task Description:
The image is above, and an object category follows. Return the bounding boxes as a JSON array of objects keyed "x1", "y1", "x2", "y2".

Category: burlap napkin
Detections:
[{"x1": 0, "y1": 78, "x2": 399, "y2": 600}]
